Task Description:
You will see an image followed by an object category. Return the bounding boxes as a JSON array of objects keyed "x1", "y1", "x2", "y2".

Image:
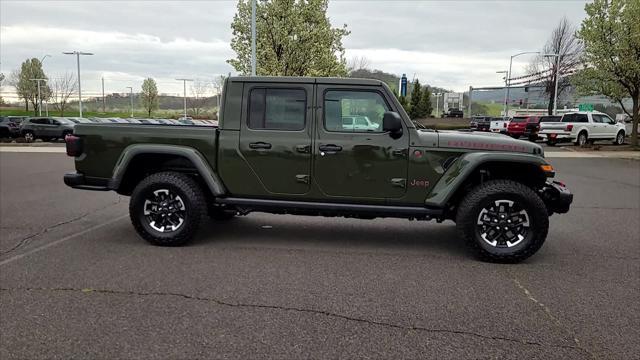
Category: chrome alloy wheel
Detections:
[
  {"x1": 143, "y1": 189, "x2": 186, "y2": 233},
  {"x1": 476, "y1": 200, "x2": 530, "y2": 248}
]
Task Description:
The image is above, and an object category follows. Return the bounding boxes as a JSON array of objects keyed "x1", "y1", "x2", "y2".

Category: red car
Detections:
[{"x1": 507, "y1": 115, "x2": 539, "y2": 138}]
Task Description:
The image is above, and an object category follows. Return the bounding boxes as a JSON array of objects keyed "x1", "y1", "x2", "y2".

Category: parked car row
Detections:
[
  {"x1": 0, "y1": 116, "x2": 218, "y2": 142},
  {"x1": 469, "y1": 111, "x2": 627, "y2": 145}
]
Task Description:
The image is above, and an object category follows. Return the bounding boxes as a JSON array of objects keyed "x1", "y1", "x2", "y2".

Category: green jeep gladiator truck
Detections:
[{"x1": 64, "y1": 76, "x2": 572, "y2": 262}]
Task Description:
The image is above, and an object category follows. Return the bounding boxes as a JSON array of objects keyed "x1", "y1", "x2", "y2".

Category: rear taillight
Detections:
[
  {"x1": 565, "y1": 124, "x2": 574, "y2": 131},
  {"x1": 65, "y1": 134, "x2": 83, "y2": 157}
]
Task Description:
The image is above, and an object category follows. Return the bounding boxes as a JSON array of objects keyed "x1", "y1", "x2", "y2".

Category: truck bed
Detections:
[{"x1": 73, "y1": 124, "x2": 218, "y2": 179}]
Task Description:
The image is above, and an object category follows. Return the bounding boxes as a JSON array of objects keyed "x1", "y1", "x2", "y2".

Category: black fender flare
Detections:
[
  {"x1": 110, "y1": 144, "x2": 226, "y2": 196},
  {"x1": 424, "y1": 151, "x2": 549, "y2": 208}
]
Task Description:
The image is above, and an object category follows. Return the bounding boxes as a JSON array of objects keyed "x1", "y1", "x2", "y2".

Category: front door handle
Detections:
[
  {"x1": 249, "y1": 142, "x2": 272, "y2": 150},
  {"x1": 318, "y1": 144, "x2": 342, "y2": 153},
  {"x1": 296, "y1": 144, "x2": 310, "y2": 153}
]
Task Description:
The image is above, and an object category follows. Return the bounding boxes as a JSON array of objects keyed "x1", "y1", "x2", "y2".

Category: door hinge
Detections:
[
  {"x1": 391, "y1": 178, "x2": 406, "y2": 188},
  {"x1": 296, "y1": 174, "x2": 310, "y2": 184}
]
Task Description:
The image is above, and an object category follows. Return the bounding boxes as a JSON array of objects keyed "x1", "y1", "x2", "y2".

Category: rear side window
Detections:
[
  {"x1": 562, "y1": 114, "x2": 588, "y2": 123},
  {"x1": 511, "y1": 117, "x2": 527, "y2": 123},
  {"x1": 540, "y1": 116, "x2": 560, "y2": 122},
  {"x1": 248, "y1": 88, "x2": 306, "y2": 131}
]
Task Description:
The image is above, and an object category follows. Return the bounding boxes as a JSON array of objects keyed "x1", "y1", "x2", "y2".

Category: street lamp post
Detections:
[
  {"x1": 251, "y1": 0, "x2": 256, "y2": 76},
  {"x1": 505, "y1": 51, "x2": 540, "y2": 117},
  {"x1": 30, "y1": 78, "x2": 47, "y2": 116},
  {"x1": 496, "y1": 71, "x2": 508, "y2": 117},
  {"x1": 126, "y1": 86, "x2": 133, "y2": 118},
  {"x1": 63, "y1": 51, "x2": 94, "y2": 118},
  {"x1": 543, "y1": 53, "x2": 561, "y2": 115},
  {"x1": 175, "y1": 78, "x2": 193, "y2": 119},
  {"x1": 435, "y1": 93, "x2": 441, "y2": 118}
]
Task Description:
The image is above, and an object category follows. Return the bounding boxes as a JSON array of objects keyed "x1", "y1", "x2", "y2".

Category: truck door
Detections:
[
  {"x1": 238, "y1": 82, "x2": 314, "y2": 196},
  {"x1": 313, "y1": 86, "x2": 409, "y2": 200}
]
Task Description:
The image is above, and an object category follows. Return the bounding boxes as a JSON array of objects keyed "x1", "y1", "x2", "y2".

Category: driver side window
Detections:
[{"x1": 324, "y1": 90, "x2": 389, "y2": 133}]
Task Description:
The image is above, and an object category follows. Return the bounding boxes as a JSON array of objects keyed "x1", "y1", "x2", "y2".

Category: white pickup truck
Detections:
[
  {"x1": 489, "y1": 117, "x2": 509, "y2": 134},
  {"x1": 539, "y1": 111, "x2": 626, "y2": 146}
]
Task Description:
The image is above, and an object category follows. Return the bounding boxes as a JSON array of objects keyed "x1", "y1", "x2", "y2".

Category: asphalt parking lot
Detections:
[{"x1": 0, "y1": 152, "x2": 638, "y2": 359}]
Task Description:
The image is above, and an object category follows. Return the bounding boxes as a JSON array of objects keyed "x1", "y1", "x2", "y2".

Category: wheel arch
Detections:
[
  {"x1": 425, "y1": 152, "x2": 549, "y2": 212},
  {"x1": 112, "y1": 144, "x2": 226, "y2": 197}
]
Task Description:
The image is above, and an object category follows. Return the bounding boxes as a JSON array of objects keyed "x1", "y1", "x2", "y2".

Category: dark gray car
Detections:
[{"x1": 20, "y1": 117, "x2": 75, "y2": 142}]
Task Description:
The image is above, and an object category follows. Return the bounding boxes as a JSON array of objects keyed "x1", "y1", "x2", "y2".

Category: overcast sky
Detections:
[{"x1": 0, "y1": 0, "x2": 589, "y2": 100}]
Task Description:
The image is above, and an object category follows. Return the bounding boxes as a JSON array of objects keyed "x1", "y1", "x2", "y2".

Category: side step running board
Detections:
[{"x1": 216, "y1": 197, "x2": 443, "y2": 218}]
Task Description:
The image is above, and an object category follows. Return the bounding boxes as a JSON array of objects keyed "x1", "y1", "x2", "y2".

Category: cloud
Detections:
[{"x1": 0, "y1": 0, "x2": 589, "y2": 95}]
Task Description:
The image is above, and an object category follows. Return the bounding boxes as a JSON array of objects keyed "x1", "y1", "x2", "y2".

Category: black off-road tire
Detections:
[
  {"x1": 129, "y1": 171, "x2": 206, "y2": 246},
  {"x1": 455, "y1": 180, "x2": 549, "y2": 263}
]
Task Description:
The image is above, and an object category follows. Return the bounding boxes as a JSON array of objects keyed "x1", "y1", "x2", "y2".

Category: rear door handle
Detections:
[
  {"x1": 249, "y1": 142, "x2": 272, "y2": 150},
  {"x1": 318, "y1": 144, "x2": 342, "y2": 153}
]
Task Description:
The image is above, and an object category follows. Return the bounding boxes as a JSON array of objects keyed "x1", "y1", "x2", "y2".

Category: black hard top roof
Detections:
[{"x1": 229, "y1": 76, "x2": 384, "y2": 86}]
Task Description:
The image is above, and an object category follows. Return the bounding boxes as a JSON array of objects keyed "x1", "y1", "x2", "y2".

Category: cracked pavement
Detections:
[{"x1": 1, "y1": 153, "x2": 638, "y2": 359}]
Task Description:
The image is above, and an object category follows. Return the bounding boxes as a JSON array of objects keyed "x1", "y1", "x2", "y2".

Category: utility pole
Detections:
[
  {"x1": 175, "y1": 78, "x2": 193, "y2": 119},
  {"x1": 505, "y1": 51, "x2": 540, "y2": 117},
  {"x1": 251, "y1": 0, "x2": 257, "y2": 76},
  {"x1": 102, "y1": 77, "x2": 106, "y2": 113},
  {"x1": 468, "y1": 86, "x2": 473, "y2": 117},
  {"x1": 30, "y1": 78, "x2": 47, "y2": 116},
  {"x1": 126, "y1": 86, "x2": 133, "y2": 118},
  {"x1": 63, "y1": 51, "x2": 94, "y2": 117},
  {"x1": 435, "y1": 93, "x2": 441, "y2": 118},
  {"x1": 497, "y1": 70, "x2": 508, "y2": 117}
]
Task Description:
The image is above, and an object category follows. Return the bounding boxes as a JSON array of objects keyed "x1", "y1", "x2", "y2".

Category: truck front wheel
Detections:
[
  {"x1": 129, "y1": 171, "x2": 206, "y2": 246},
  {"x1": 455, "y1": 180, "x2": 549, "y2": 263}
]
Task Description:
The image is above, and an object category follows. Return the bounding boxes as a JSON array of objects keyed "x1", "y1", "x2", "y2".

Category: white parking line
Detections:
[
  {"x1": 0, "y1": 146, "x2": 66, "y2": 153},
  {"x1": 0, "y1": 215, "x2": 128, "y2": 267}
]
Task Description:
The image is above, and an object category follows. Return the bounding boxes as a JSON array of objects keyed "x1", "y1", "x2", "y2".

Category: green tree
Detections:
[
  {"x1": 15, "y1": 58, "x2": 51, "y2": 114},
  {"x1": 140, "y1": 78, "x2": 158, "y2": 117},
  {"x1": 408, "y1": 79, "x2": 422, "y2": 119},
  {"x1": 573, "y1": 0, "x2": 640, "y2": 146},
  {"x1": 417, "y1": 86, "x2": 433, "y2": 118},
  {"x1": 228, "y1": 0, "x2": 350, "y2": 77}
]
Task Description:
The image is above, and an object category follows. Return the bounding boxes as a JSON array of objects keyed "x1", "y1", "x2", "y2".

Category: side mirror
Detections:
[{"x1": 382, "y1": 111, "x2": 403, "y2": 139}]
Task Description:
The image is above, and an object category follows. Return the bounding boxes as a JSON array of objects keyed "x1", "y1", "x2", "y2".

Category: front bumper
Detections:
[{"x1": 539, "y1": 181, "x2": 573, "y2": 214}]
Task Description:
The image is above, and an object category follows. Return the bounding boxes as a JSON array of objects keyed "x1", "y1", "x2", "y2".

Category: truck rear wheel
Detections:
[
  {"x1": 129, "y1": 171, "x2": 206, "y2": 246},
  {"x1": 455, "y1": 180, "x2": 549, "y2": 263}
]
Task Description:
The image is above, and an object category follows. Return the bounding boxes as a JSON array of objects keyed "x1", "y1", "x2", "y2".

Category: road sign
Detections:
[{"x1": 578, "y1": 103, "x2": 594, "y2": 112}]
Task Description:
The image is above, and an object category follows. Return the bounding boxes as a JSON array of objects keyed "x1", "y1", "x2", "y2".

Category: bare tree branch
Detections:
[{"x1": 50, "y1": 72, "x2": 76, "y2": 116}]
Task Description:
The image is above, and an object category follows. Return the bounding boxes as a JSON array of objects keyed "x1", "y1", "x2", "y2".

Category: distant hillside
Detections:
[{"x1": 348, "y1": 69, "x2": 452, "y2": 95}]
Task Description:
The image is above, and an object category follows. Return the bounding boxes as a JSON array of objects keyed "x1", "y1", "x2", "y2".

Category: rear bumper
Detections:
[
  {"x1": 539, "y1": 181, "x2": 573, "y2": 215},
  {"x1": 64, "y1": 172, "x2": 112, "y2": 191}
]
